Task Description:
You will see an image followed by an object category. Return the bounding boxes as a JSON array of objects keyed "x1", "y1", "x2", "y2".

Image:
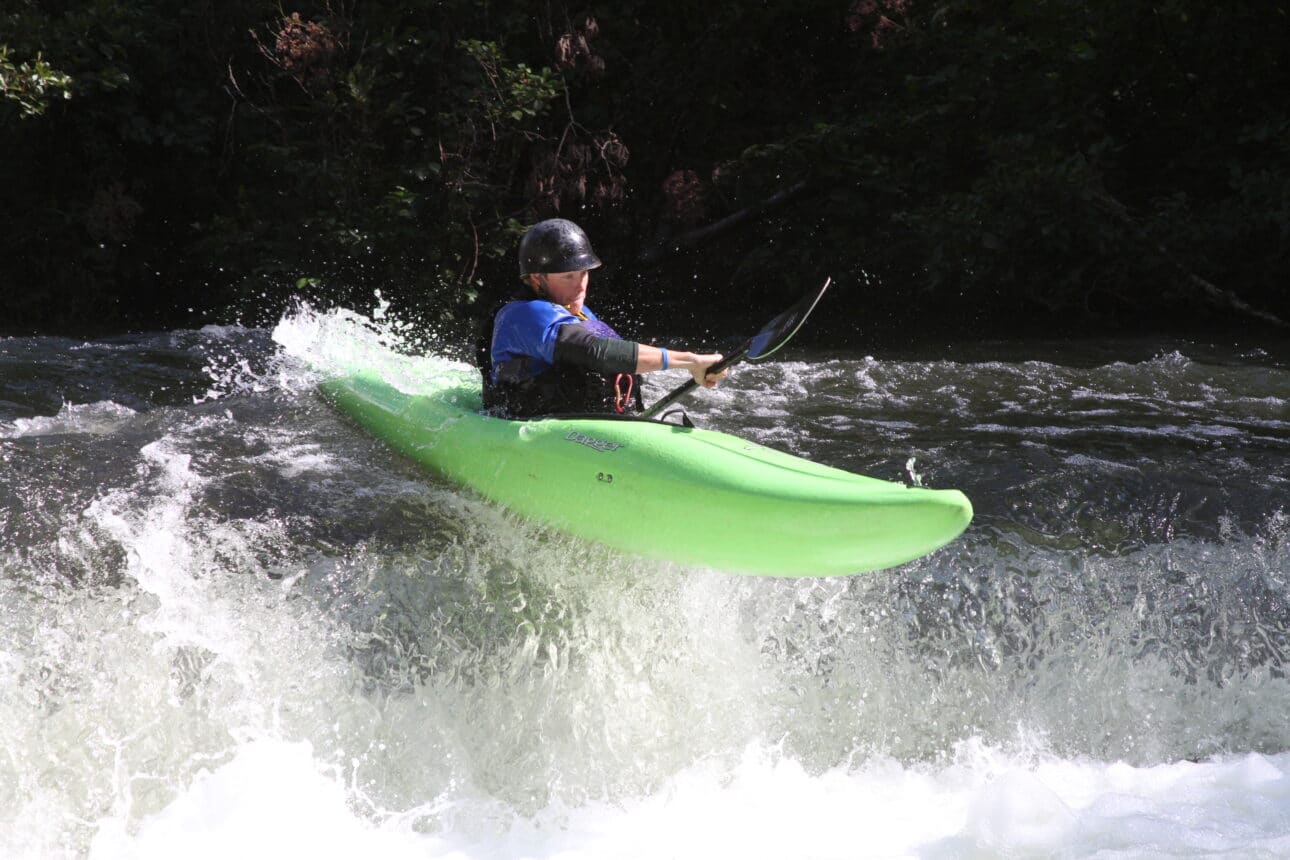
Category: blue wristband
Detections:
[{"x1": 660, "y1": 348, "x2": 669, "y2": 370}]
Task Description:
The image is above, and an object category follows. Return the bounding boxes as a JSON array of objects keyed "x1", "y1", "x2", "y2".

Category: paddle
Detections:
[{"x1": 642, "y1": 277, "x2": 832, "y2": 419}]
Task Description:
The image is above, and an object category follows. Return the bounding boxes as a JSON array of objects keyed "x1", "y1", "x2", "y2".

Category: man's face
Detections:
[{"x1": 534, "y1": 270, "x2": 590, "y2": 311}]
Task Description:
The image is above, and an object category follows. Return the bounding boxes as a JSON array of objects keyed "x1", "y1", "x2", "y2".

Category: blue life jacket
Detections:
[
  {"x1": 490, "y1": 300, "x2": 603, "y2": 381},
  {"x1": 482, "y1": 297, "x2": 642, "y2": 417}
]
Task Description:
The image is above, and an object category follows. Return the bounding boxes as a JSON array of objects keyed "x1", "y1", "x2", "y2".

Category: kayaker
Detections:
[{"x1": 480, "y1": 218, "x2": 726, "y2": 417}]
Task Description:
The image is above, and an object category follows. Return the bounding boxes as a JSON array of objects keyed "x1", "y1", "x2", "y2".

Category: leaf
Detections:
[{"x1": 1070, "y1": 41, "x2": 1098, "y2": 61}]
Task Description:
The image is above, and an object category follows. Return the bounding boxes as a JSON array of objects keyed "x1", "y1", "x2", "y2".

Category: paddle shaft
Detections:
[
  {"x1": 640, "y1": 343, "x2": 751, "y2": 419},
  {"x1": 641, "y1": 277, "x2": 831, "y2": 420}
]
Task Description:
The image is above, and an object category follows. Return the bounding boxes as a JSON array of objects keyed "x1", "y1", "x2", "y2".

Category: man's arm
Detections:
[{"x1": 552, "y1": 324, "x2": 638, "y2": 373}]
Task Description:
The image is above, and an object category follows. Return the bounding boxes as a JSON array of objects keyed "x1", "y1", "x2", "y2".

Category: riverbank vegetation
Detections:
[{"x1": 2, "y1": 1, "x2": 1287, "y2": 339}]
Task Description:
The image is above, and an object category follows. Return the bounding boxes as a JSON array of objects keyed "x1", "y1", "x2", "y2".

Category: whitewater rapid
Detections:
[{"x1": 2, "y1": 304, "x2": 1288, "y2": 858}]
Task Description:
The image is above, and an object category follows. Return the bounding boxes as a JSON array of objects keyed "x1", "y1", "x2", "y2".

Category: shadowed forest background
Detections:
[{"x1": 2, "y1": 0, "x2": 1287, "y2": 345}]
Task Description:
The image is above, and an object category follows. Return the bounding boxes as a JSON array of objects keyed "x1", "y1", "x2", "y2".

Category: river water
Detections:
[{"x1": 2, "y1": 302, "x2": 1289, "y2": 858}]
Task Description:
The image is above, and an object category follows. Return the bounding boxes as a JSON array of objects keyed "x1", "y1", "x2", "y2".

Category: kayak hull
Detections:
[{"x1": 320, "y1": 371, "x2": 972, "y2": 576}]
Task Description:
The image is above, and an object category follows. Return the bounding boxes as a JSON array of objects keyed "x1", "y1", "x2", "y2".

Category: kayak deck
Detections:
[{"x1": 321, "y1": 370, "x2": 972, "y2": 576}]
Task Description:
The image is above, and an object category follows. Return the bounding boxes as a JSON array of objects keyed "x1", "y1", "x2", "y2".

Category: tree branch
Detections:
[
  {"x1": 638, "y1": 179, "x2": 812, "y2": 265},
  {"x1": 1092, "y1": 190, "x2": 1286, "y2": 329}
]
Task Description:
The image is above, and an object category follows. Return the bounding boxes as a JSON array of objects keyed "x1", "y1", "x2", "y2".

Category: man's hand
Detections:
[{"x1": 689, "y1": 354, "x2": 727, "y2": 388}]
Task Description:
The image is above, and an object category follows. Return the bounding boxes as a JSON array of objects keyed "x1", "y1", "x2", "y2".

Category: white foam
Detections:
[
  {"x1": 88, "y1": 740, "x2": 427, "y2": 860},
  {"x1": 82, "y1": 738, "x2": 1290, "y2": 860},
  {"x1": 254, "y1": 301, "x2": 480, "y2": 414},
  {"x1": 1, "y1": 401, "x2": 137, "y2": 438}
]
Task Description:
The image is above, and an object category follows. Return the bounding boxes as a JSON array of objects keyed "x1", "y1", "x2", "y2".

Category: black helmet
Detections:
[{"x1": 518, "y1": 218, "x2": 602, "y2": 277}]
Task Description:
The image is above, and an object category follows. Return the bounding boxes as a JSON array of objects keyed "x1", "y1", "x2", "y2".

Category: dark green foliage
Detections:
[
  {"x1": 1, "y1": 0, "x2": 1287, "y2": 337},
  {"x1": 0, "y1": 45, "x2": 73, "y2": 117}
]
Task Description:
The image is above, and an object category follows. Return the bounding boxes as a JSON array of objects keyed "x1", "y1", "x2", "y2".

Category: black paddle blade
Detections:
[{"x1": 746, "y1": 277, "x2": 832, "y2": 361}]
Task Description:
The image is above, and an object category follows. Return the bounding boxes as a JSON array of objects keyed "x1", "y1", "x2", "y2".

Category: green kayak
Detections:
[{"x1": 320, "y1": 370, "x2": 972, "y2": 576}]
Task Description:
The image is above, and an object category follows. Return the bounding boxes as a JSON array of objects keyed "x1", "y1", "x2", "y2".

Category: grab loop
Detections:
[{"x1": 658, "y1": 408, "x2": 695, "y2": 428}]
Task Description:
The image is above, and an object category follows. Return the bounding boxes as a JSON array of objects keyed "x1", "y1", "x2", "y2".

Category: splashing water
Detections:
[{"x1": 1, "y1": 304, "x2": 1288, "y2": 857}]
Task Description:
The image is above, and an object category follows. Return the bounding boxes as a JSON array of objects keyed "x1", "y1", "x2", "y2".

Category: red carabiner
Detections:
[{"x1": 613, "y1": 373, "x2": 634, "y2": 414}]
